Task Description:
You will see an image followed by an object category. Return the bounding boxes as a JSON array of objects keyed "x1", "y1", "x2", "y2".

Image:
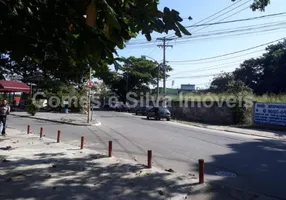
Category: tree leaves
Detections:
[
  {"x1": 175, "y1": 21, "x2": 191, "y2": 36},
  {"x1": 211, "y1": 39, "x2": 286, "y2": 95},
  {"x1": 232, "y1": 0, "x2": 271, "y2": 11},
  {"x1": 0, "y1": 0, "x2": 192, "y2": 85},
  {"x1": 98, "y1": 56, "x2": 172, "y2": 102},
  {"x1": 102, "y1": 0, "x2": 121, "y2": 31},
  {"x1": 85, "y1": 0, "x2": 97, "y2": 27}
]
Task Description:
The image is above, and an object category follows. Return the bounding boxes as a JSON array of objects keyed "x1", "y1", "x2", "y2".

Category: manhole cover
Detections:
[{"x1": 215, "y1": 171, "x2": 237, "y2": 177}]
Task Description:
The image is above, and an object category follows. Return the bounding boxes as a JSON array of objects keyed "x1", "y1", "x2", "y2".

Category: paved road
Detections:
[{"x1": 7, "y1": 111, "x2": 286, "y2": 199}]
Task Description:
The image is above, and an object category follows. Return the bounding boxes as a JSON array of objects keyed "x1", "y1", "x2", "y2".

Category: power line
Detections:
[
  {"x1": 125, "y1": 12, "x2": 286, "y2": 46},
  {"x1": 170, "y1": 61, "x2": 243, "y2": 76},
  {"x1": 180, "y1": 20, "x2": 286, "y2": 37},
  {"x1": 171, "y1": 73, "x2": 225, "y2": 79},
  {"x1": 192, "y1": 0, "x2": 252, "y2": 33},
  {"x1": 166, "y1": 0, "x2": 247, "y2": 38},
  {"x1": 124, "y1": 26, "x2": 286, "y2": 49},
  {"x1": 180, "y1": 0, "x2": 245, "y2": 30},
  {"x1": 168, "y1": 37, "x2": 286, "y2": 63},
  {"x1": 171, "y1": 49, "x2": 265, "y2": 65},
  {"x1": 185, "y1": 12, "x2": 286, "y2": 28},
  {"x1": 217, "y1": 5, "x2": 250, "y2": 22},
  {"x1": 125, "y1": 24, "x2": 286, "y2": 48},
  {"x1": 170, "y1": 26, "x2": 286, "y2": 46},
  {"x1": 170, "y1": 21, "x2": 286, "y2": 43}
]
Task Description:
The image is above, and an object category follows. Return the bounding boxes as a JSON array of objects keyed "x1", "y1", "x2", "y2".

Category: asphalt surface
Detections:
[{"x1": 6, "y1": 111, "x2": 286, "y2": 199}]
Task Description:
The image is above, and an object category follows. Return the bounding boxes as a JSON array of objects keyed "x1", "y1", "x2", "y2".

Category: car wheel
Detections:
[{"x1": 167, "y1": 118, "x2": 170, "y2": 121}]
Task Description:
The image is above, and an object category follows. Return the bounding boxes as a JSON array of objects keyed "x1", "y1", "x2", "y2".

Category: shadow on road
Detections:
[
  {"x1": 0, "y1": 152, "x2": 197, "y2": 200},
  {"x1": 188, "y1": 138, "x2": 286, "y2": 199}
]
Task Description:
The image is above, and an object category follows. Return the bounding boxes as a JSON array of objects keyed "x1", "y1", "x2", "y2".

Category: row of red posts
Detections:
[{"x1": 26, "y1": 124, "x2": 205, "y2": 184}]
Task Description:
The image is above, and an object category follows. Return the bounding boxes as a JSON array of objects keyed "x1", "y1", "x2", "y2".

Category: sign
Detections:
[
  {"x1": 180, "y1": 84, "x2": 195, "y2": 91},
  {"x1": 87, "y1": 81, "x2": 94, "y2": 88},
  {"x1": 254, "y1": 102, "x2": 286, "y2": 126}
]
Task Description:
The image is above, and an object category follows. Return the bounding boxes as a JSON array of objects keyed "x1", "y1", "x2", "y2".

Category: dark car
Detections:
[
  {"x1": 147, "y1": 107, "x2": 171, "y2": 121},
  {"x1": 102, "y1": 104, "x2": 112, "y2": 110},
  {"x1": 115, "y1": 104, "x2": 131, "y2": 112},
  {"x1": 135, "y1": 106, "x2": 152, "y2": 116}
]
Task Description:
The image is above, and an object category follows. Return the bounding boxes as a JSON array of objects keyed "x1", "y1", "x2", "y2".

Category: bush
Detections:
[{"x1": 26, "y1": 99, "x2": 39, "y2": 116}]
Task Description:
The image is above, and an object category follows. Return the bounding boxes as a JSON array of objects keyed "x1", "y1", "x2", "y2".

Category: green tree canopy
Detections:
[
  {"x1": 0, "y1": 0, "x2": 191, "y2": 83},
  {"x1": 211, "y1": 40, "x2": 286, "y2": 95},
  {"x1": 232, "y1": 0, "x2": 270, "y2": 11},
  {"x1": 97, "y1": 56, "x2": 172, "y2": 102},
  {"x1": 0, "y1": 0, "x2": 271, "y2": 83}
]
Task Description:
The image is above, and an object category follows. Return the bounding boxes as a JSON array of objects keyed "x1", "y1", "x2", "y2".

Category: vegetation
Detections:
[
  {"x1": 97, "y1": 56, "x2": 172, "y2": 103},
  {"x1": 26, "y1": 99, "x2": 39, "y2": 116},
  {"x1": 0, "y1": 0, "x2": 191, "y2": 85},
  {"x1": 210, "y1": 40, "x2": 286, "y2": 96},
  {"x1": 233, "y1": 0, "x2": 270, "y2": 11},
  {"x1": 43, "y1": 82, "x2": 87, "y2": 112}
]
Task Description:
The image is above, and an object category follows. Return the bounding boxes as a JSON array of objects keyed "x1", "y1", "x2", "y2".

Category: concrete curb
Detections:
[
  {"x1": 172, "y1": 121, "x2": 285, "y2": 140},
  {"x1": 222, "y1": 129, "x2": 285, "y2": 140},
  {"x1": 10, "y1": 114, "x2": 101, "y2": 127}
]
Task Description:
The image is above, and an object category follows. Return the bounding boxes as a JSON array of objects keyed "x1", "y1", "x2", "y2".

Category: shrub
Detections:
[{"x1": 26, "y1": 99, "x2": 39, "y2": 116}]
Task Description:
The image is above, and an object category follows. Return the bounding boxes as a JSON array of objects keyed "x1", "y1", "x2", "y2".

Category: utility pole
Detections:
[
  {"x1": 87, "y1": 64, "x2": 92, "y2": 123},
  {"x1": 157, "y1": 37, "x2": 173, "y2": 105},
  {"x1": 157, "y1": 63, "x2": 160, "y2": 99}
]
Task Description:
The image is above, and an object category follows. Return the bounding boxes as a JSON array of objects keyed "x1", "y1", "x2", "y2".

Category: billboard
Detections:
[
  {"x1": 181, "y1": 84, "x2": 195, "y2": 91},
  {"x1": 253, "y1": 102, "x2": 286, "y2": 126}
]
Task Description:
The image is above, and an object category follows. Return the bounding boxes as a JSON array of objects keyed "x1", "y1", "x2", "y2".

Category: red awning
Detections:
[{"x1": 0, "y1": 80, "x2": 31, "y2": 93}]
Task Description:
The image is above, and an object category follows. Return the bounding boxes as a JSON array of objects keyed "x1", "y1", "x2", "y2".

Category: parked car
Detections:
[
  {"x1": 102, "y1": 104, "x2": 112, "y2": 110},
  {"x1": 135, "y1": 106, "x2": 152, "y2": 116},
  {"x1": 147, "y1": 107, "x2": 171, "y2": 121},
  {"x1": 115, "y1": 104, "x2": 131, "y2": 112}
]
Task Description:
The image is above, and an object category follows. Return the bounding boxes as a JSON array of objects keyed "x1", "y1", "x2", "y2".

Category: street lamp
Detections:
[{"x1": 141, "y1": 56, "x2": 161, "y2": 100}]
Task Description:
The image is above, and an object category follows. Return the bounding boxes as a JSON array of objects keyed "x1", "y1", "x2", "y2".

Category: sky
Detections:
[{"x1": 114, "y1": 0, "x2": 286, "y2": 90}]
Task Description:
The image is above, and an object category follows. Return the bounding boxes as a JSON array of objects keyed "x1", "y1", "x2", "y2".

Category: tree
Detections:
[
  {"x1": 233, "y1": 58, "x2": 263, "y2": 93},
  {"x1": 212, "y1": 40, "x2": 286, "y2": 95},
  {"x1": 98, "y1": 56, "x2": 172, "y2": 103},
  {"x1": 234, "y1": 40, "x2": 286, "y2": 94},
  {"x1": 209, "y1": 72, "x2": 235, "y2": 93},
  {"x1": 0, "y1": 0, "x2": 191, "y2": 83},
  {"x1": 232, "y1": 0, "x2": 270, "y2": 11}
]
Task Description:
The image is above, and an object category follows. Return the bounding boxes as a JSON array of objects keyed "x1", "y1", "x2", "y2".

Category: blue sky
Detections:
[{"x1": 114, "y1": 0, "x2": 286, "y2": 90}]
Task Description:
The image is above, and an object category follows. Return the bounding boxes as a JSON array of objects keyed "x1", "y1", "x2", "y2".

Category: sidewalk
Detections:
[
  {"x1": 0, "y1": 129, "x2": 281, "y2": 200},
  {"x1": 0, "y1": 129, "x2": 195, "y2": 200},
  {"x1": 10, "y1": 112, "x2": 101, "y2": 126},
  {"x1": 208, "y1": 125, "x2": 286, "y2": 140},
  {"x1": 173, "y1": 120, "x2": 286, "y2": 140}
]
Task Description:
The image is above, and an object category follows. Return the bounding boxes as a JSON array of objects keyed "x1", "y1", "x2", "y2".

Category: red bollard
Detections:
[
  {"x1": 27, "y1": 125, "x2": 30, "y2": 135},
  {"x1": 199, "y1": 159, "x2": 204, "y2": 184},
  {"x1": 147, "y1": 150, "x2": 152, "y2": 168},
  {"x1": 40, "y1": 127, "x2": 43, "y2": 138},
  {"x1": 108, "y1": 141, "x2": 112, "y2": 157},
  {"x1": 80, "y1": 136, "x2": 84, "y2": 149},
  {"x1": 57, "y1": 130, "x2": 61, "y2": 143}
]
